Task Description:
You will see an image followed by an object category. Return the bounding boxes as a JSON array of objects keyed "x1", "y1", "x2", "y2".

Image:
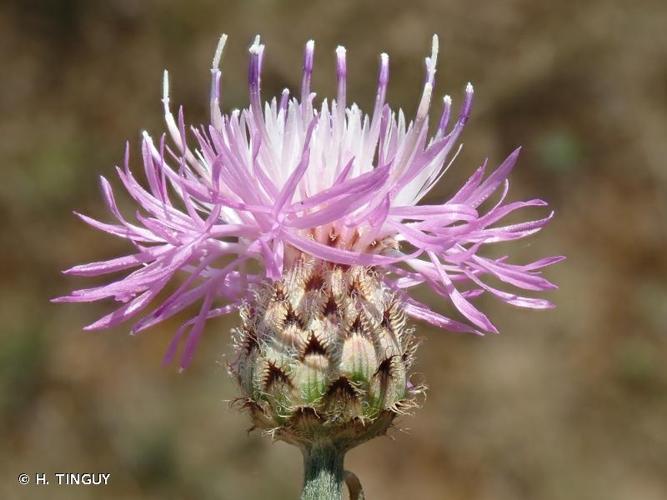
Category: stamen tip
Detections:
[
  {"x1": 378, "y1": 53, "x2": 389, "y2": 84},
  {"x1": 303, "y1": 40, "x2": 315, "y2": 74},
  {"x1": 249, "y1": 35, "x2": 263, "y2": 55},
  {"x1": 212, "y1": 33, "x2": 228, "y2": 69},
  {"x1": 162, "y1": 70, "x2": 169, "y2": 101},
  {"x1": 336, "y1": 46, "x2": 347, "y2": 78}
]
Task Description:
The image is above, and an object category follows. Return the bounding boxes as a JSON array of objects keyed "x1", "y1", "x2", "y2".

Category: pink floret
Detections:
[{"x1": 55, "y1": 35, "x2": 563, "y2": 368}]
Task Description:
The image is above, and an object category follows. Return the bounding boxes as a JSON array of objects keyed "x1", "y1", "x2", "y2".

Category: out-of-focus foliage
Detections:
[{"x1": 1, "y1": 1, "x2": 666, "y2": 499}]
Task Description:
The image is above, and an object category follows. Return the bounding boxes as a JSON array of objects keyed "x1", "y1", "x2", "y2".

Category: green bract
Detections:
[{"x1": 230, "y1": 254, "x2": 422, "y2": 449}]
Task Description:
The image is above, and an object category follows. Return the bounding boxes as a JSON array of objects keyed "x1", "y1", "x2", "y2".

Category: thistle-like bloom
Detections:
[{"x1": 56, "y1": 35, "x2": 562, "y2": 369}]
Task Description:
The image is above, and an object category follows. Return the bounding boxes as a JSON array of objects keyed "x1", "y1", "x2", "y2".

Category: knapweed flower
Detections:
[{"x1": 55, "y1": 35, "x2": 562, "y2": 373}]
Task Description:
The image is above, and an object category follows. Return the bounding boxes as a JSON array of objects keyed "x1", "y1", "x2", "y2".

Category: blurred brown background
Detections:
[{"x1": 1, "y1": 0, "x2": 666, "y2": 499}]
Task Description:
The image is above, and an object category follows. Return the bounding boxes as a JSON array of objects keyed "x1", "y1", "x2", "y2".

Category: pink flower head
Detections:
[{"x1": 55, "y1": 35, "x2": 563, "y2": 368}]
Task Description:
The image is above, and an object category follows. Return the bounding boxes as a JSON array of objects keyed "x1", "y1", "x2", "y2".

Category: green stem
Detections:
[{"x1": 301, "y1": 443, "x2": 345, "y2": 500}]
